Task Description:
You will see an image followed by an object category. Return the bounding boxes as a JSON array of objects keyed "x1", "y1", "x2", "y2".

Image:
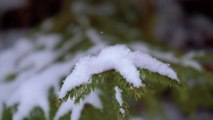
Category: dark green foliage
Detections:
[
  {"x1": 23, "y1": 107, "x2": 46, "y2": 120},
  {"x1": 173, "y1": 66, "x2": 213, "y2": 115},
  {"x1": 4, "y1": 73, "x2": 17, "y2": 82},
  {"x1": 79, "y1": 104, "x2": 103, "y2": 120},
  {"x1": 59, "y1": 68, "x2": 182, "y2": 120},
  {"x1": 2, "y1": 106, "x2": 14, "y2": 120},
  {"x1": 59, "y1": 111, "x2": 71, "y2": 120},
  {"x1": 49, "y1": 88, "x2": 59, "y2": 120}
]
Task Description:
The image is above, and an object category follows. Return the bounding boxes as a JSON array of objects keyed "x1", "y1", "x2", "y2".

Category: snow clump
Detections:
[{"x1": 59, "y1": 45, "x2": 178, "y2": 99}]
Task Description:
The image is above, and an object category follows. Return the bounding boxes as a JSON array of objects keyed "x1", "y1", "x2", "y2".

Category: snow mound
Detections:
[{"x1": 59, "y1": 45, "x2": 178, "y2": 99}]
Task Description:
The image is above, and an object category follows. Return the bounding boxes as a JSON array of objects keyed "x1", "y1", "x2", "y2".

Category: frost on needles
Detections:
[{"x1": 59, "y1": 45, "x2": 178, "y2": 99}]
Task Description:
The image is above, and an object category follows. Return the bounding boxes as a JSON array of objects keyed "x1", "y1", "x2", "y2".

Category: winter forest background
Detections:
[{"x1": 0, "y1": 0, "x2": 213, "y2": 120}]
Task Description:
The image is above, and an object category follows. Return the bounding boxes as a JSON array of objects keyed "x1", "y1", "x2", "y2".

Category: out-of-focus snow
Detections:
[
  {"x1": 6, "y1": 61, "x2": 76, "y2": 120},
  {"x1": 0, "y1": 34, "x2": 63, "y2": 120},
  {"x1": 0, "y1": 39, "x2": 33, "y2": 81},
  {"x1": 36, "y1": 34, "x2": 61, "y2": 49},
  {"x1": 86, "y1": 28, "x2": 105, "y2": 45},
  {"x1": 130, "y1": 42, "x2": 202, "y2": 70},
  {"x1": 59, "y1": 45, "x2": 178, "y2": 99},
  {"x1": 0, "y1": 34, "x2": 66, "y2": 120},
  {"x1": 155, "y1": 0, "x2": 213, "y2": 48},
  {"x1": 0, "y1": 32, "x2": 106, "y2": 120},
  {"x1": 17, "y1": 50, "x2": 56, "y2": 72},
  {"x1": 54, "y1": 90, "x2": 102, "y2": 120}
]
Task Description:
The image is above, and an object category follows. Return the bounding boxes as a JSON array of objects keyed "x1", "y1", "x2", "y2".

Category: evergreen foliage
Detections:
[{"x1": 1, "y1": 0, "x2": 213, "y2": 120}]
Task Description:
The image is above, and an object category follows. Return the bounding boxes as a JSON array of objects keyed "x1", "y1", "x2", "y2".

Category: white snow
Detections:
[
  {"x1": 54, "y1": 90, "x2": 102, "y2": 120},
  {"x1": 114, "y1": 86, "x2": 125, "y2": 114},
  {"x1": 0, "y1": 34, "x2": 62, "y2": 82},
  {"x1": 114, "y1": 86, "x2": 123, "y2": 106},
  {"x1": 59, "y1": 45, "x2": 178, "y2": 99},
  {"x1": 0, "y1": 39, "x2": 33, "y2": 119},
  {"x1": 0, "y1": 34, "x2": 106, "y2": 120},
  {"x1": 0, "y1": 39, "x2": 33, "y2": 81},
  {"x1": 6, "y1": 61, "x2": 75, "y2": 120},
  {"x1": 153, "y1": 51, "x2": 202, "y2": 71},
  {"x1": 3, "y1": 47, "x2": 100, "y2": 120},
  {"x1": 131, "y1": 50, "x2": 177, "y2": 80},
  {"x1": 130, "y1": 42, "x2": 202, "y2": 70},
  {"x1": 0, "y1": 36, "x2": 63, "y2": 120},
  {"x1": 0, "y1": 35, "x2": 62, "y2": 120},
  {"x1": 36, "y1": 34, "x2": 61, "y2": 49},
  {"x1": 17, "y1": 50, "x2": 56, "y2": 72},
  {"x1": 86, "y1": 28, "x2": 104, "y2": 44}
]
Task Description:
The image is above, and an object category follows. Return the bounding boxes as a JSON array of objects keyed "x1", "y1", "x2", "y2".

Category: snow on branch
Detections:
[
  {"x1": 114, "y1": 86, "x2": 125, "y2": 114},
  {"x1": 130, "y1": 42, "x2": 202, "y2": 70},
  {"x1": 59, "y1": 45, "x2": 178, "y2": 99},
  {"x1": 6, "y1": 61, "x2": 74, "y2": 120},
  {"x1": 54, "y1": 90, "x2": 102, "y2": 120}
]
